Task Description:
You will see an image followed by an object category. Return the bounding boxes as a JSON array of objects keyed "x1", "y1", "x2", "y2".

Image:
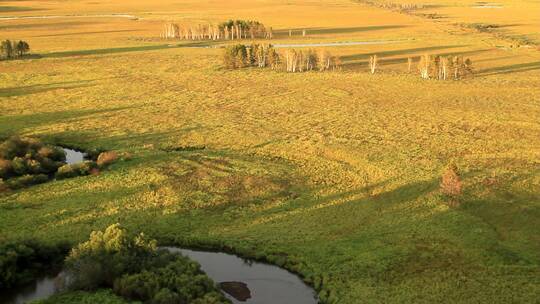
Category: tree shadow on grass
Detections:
[
  {"x1": 0, "y1": 106, "x2": 134, "y2": 136},
  {"x1": 340, "y1": 45, "x2": 466, "y2": 62},
  {"x1": 40, "y1": 41, "x2": 219, "y2": 59},
  {"x1": 341, "y1": 47, "x2": 489, "y2": 70},
  {"x1": 274, "y1": 25, "x2": 408, "y2": 38},
  {"x1": 0, "y1": 6, "x2": 46, "y2": 13},
  {"x1": 0, "y1": 21, "x2": 98, "y2": 31},
  {"x1": 0, "y1": 80, "x2": 97, "y2": 98},
  {"x1": 476, "y1": 61, "x2": 540, "y2": 76},
  {"x1": 32, "y1": 29, "x2": 139, "y2": 38}
]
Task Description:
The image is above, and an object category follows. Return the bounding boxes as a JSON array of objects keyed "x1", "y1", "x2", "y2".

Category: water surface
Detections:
[
  {"x1": 166, "y1": 247, "x2": 318, "y2": 304},
  {"x1": 62, "y1": 148, "x2": 86, "y2": 165}
]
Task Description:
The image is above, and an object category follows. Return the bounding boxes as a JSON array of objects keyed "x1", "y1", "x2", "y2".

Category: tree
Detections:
[
  {"x1": 14, "y1": 41, "x2": 30, "y2": 58},
  {"x1": 407, "y1": 57, "x2": 413, "y2": 73},
  {"x1": 418, "y1": 54, "x2": 430, "y2": 79},
  {"x1": 369, "y1": 55, "x2": 378, "y2": 74},
  {"x1": 440, "y1": 56, "x2": 449, "y2": 80},
  {"x1": 1, "y1": 40, "x2": 14, "y2": 60}
]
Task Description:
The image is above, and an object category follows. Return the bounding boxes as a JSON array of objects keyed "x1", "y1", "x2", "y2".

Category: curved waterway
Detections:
[{"x1": 0, "y1": 247, "x2": 318, "y2": 304}]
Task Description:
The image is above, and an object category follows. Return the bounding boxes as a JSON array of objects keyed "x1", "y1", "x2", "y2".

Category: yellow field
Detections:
[{"x1": 1, "y1": 0, "x2": 539, "y2": 303}]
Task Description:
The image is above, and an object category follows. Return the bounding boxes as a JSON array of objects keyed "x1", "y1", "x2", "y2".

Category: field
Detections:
[{"x1": 1, "y1": 0, "x2": 539, "y2": 303}]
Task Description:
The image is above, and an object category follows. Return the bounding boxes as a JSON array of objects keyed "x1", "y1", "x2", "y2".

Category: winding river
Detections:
[{"x1": 0, "y1": 248, "x2": 318, "y2": 304}]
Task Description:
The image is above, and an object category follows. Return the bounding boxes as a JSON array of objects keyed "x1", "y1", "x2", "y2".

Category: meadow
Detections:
[{"x1": 1, "y1": 0, "x2": 539, "y2": 303}]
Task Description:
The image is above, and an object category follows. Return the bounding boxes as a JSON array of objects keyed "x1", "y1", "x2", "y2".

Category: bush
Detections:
[
  {"x1": 223, "y1": 44, "x2": 248, "y2": 69},
  {"x1": 56, "y1": 161, "x2": 98, "y2": 179},
  {"x1": 0, "y1": 136, "x2": 66, "y2": 181},
  {"x1": 4, "y1": 174, "x2": 49, "y2": 189},
  {"x1": 0, "y1": 241, "x2": 68, "y2": 290},
  {"x1": 440, "y1": 163, "x2": 463, "y2": 205},
  {"x1": 97, "y1": 151, "x2": 118, "y2": 167}
]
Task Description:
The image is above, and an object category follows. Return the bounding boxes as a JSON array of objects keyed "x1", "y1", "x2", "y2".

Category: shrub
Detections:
[
  {"x1": 440, "y1": 163, "x2": 463, "y2": 205},
  {"x1": 0, "y1": 136, "x2": 66, "y2": 181},
  {"x1": 56, "y1": 161, "x2": 98, "y2": 179},
  {"x1": 0, "y1": 159, "x2": 12, "y2": 178},
  {"x1": 223, "y1": 44, "x2": 248, "y2": 69},
  {"x1": 5, "y1": 174, "x2": 48, "y2": 189},
  {"x1": 0, "y1": 241, "x2": 68, "y2": 290},
  {"x1": 97, "y1": 151, "x2": 118, "y2": 167}
]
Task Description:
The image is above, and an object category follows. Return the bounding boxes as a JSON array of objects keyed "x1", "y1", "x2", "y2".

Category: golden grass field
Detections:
[{"x1": 1, "y1": 0, "x2": 539, "y2": 303}]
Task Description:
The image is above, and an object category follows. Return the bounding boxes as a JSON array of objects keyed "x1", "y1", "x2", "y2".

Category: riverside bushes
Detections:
[
  {"x1": 0, "y1": 137, "x2": 66, "y2": 189},
  {"x1": 0, "y1": 241, "x2": 69, "y2": 290},
  {"x1": 65, "y1": 224, "x2": 229, "y2": 303}
]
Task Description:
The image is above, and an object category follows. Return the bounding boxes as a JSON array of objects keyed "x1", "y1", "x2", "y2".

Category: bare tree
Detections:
[
  {"x1": 369, "y1": 55, "x2": 378, "y2": 74},
  {"x1": 407, "y1": 57, "x2": 413, "y2": 73},
  {"x1": 418, "y1": 54, "x2": 430, "y2": 79}
]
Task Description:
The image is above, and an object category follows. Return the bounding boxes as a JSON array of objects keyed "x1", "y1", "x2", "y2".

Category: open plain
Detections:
[{"x1": 1, "y1": 0, "x2": 539, "y2": 303}]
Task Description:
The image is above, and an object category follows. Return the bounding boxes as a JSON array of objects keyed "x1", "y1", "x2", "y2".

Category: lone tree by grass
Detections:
[
  {"x1": 418, "y1": 54, "x2": 431, "y2": 79},
  {"x1": 369, "y1": 54, "x2": 378, "y2": 74},
  {"x1": 14, "y1": 41, "x2": 30, "y2": 58},
  {"x1": 440, "y1": 163, "x2": 463, "y2": 206},
  {"x1": 0, "y1": 40, "x2": 14, "y2": 60}
]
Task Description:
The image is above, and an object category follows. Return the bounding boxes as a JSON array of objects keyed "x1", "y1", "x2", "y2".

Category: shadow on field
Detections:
[
  {"x1": 0, "y1": 106, "x2": 133, "y2": 135},
  {"x1": 33, "y1": 29, "x2": 139, "y2": 38},
  {"x1": 0, "y1": 21, "x2": 98, "y2": 31},
  {"x1": 274, "y1": 25, "x2": 407, "y2": 37},
  {"x1": 0, "y1": 6, "x2": 45, "y2": 13},
  {"x1": 0, "y1": 80, "x2": 96, "y2": 97},
  {"x1": 40, "y1": 41, "x2": 216, "y2": 58},
  {"x1": 476, "y1": 61, "x2": 540, "y2": 76},
  {"x1": 341, "y1": 46, "x2": 490, "y2": 70}
]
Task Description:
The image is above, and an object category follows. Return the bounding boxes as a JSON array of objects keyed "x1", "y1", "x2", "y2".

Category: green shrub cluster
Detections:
[
  {"x1": 0, "y1": 241, "x2": 69, "y2": 290},
  {"x1": 65, "y1": 224, "x2": 229, "y2": 303},
  {"x1": 56, "y1": 161, "x2": 98, "y2": 180},
  {"x1": 0, "y1": 136, "x2": 66, "y2": 190}
]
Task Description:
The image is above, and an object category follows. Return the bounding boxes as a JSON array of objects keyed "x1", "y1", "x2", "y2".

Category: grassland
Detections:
[{"x1": 1, "y1": 0, "x2": 539, "y2": 303}]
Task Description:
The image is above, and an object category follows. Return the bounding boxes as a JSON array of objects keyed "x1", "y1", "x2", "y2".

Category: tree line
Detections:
[
  {"x1": 368, "y1": 53, "x2": 474, "y2": 79},
  {"x1": 162, "y1": 19, "x2": 273, "y2": 40},
  {"x1": 223, "y1": 43, "x2": 341, "y2": 72},
  {"x1": 0, "y1": 40, "x2": 30, "y2": 60}
]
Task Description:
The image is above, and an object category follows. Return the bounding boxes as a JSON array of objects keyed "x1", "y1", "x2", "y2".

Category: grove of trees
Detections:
[
  {"x1": 162, "y1": 20, "x2": 273, "y2": 40},
  {"x1": 223, "y1": 43, "x2": 341, "y2": 72},
  {"x1": 417, "y1": 54, "x2": 474, "y2": 80},
  {"x1": 0, "y1": 40, "x2": 30, "y2": 60}
]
